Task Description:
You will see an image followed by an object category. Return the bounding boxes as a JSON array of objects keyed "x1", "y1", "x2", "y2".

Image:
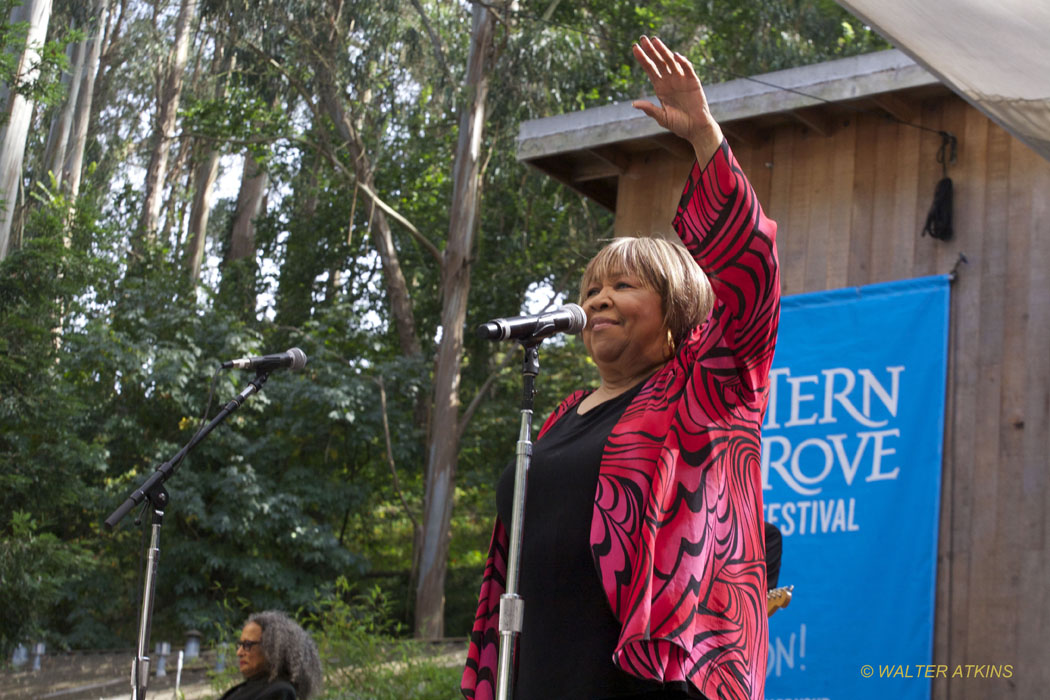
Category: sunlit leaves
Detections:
[{"x1": 1, "y1": 0, "x2": 891, "y2": 650}]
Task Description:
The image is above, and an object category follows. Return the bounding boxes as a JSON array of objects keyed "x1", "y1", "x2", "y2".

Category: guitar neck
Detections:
[{"x1": 767, "y1": 584, "x2": 794, "y2": 617}]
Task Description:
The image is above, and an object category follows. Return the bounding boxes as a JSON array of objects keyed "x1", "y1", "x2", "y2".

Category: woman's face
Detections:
[
  {"x1": 581, "y1": 269, "x2": 668, "y2": 381},
  {"x1": 237, "y1": 622, "x2": 268, "y2": 679}
]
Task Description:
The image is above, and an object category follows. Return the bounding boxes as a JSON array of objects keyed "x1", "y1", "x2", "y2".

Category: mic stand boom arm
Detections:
[{"x1": 104, "y1": 370, "x2": 272, "y2": 700}]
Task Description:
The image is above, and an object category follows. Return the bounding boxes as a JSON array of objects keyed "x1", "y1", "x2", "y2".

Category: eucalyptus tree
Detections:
[
  {"x1": 35, "y1": 0, "x2": 109, "y2": 215},
  {"x1": 39, "y1": 2, "x2": 84, "y2": 191},
  {"x1": 184, "y1": 33, "x2": 234, "y2": 280},
  {"x1": 412, "y1": 0, "x2": 498, "y2": 639},
  {"x1": 60, "y1": 1, "x2": 107, "y2": 202},
  {"x1": 136, "y1": 0, "x2": 196, "y2": 246},
  {"x1": 0, "y1": 0, "x2": 53, "y2": 258},
  {"x1": 183, "y1": 0, "x2": 514, "y2": 637},
  {"x1": 0, "y1": 0, "x2": 893, "y2": 653}
]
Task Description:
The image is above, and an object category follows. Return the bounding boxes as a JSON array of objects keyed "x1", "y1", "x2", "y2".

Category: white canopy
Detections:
[{"x1": 838, "y1": 0, "x2": 1050, "y2": 162}]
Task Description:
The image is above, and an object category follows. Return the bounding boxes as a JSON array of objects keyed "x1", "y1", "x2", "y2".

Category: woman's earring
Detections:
[{"x1": 666, "y1": 328, "x2": 676, "y2": 356}]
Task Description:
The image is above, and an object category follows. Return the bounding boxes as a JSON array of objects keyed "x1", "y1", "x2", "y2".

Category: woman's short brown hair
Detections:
[{"x1": 579, "y1": 236, "x2": 714, "y2": 344}]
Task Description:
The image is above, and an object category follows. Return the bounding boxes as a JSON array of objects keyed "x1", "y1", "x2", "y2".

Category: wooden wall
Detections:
[{"x1": 615, "y1": 94, "x2": 1050, "y2": 699}]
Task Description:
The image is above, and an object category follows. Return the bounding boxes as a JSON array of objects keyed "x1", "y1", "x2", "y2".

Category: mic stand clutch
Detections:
[
  {"x1": 496, "y1": 336, "x2": 543, "y2": 700},
  {"x1": 104, "y1": 370, "x2": 273, "y2": 700}
]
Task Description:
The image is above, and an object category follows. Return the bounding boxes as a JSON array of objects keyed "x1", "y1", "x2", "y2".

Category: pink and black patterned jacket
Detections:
[{"x1": 462, "y1": 140, "x2": 780, "y2": 700}]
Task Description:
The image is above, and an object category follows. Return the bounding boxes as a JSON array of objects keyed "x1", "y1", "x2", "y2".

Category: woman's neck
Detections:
[
  {"x1": 579, "y1": 361, "x2": 666, "y2": 413},
  {"x1": 601, "y1": 357, "x2": 668, "y2": 392}
]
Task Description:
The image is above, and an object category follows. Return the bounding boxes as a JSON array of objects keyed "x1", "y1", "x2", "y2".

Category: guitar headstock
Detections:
[{"x1": 767, "y1": 584, "x2": 794, "y2": 617}]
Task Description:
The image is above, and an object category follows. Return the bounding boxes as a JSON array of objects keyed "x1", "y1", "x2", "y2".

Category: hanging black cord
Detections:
[
  {"x1": 195, "y1": 366, "x2": 223, "y2": 438},
  {"x1": 922, "y1": 131, "x2": 957, "y2": 241}
]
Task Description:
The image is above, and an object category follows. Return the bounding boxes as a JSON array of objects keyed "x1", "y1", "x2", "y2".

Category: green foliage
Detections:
[
  {"x1": 1, "y1": 192, "x2": 370, "y2": 649},
  {"x1": 507, "y1": 0, "x2": 889, "y2": 97},
  {"x1": 1, "y1": 0, "x2": 888, "y2": 654},
  {"x1": 306, "y1": 578, "x2": 464, "y2": 700},
  {"x1": 181, "y1": 84, "x2": 291, "y2": 146},
  {"x1": 0, "y1": 0, "x2": 78, "y2": 122},
  {"x1": 0, "y1": 512, "x2": 94, "y2": 658},
  {"x1": 0, "y1": 192, "x2": 123, "y2": 651}
]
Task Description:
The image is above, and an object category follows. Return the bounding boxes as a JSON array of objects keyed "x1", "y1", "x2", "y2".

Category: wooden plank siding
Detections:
[{"x1": 607, "y1": 93, "x2": 1050, "y2": 698}]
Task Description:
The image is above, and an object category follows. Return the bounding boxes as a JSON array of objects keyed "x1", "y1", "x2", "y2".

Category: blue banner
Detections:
[{"x1": 763, "y1": 275, "x2": 950, "y2": 700}]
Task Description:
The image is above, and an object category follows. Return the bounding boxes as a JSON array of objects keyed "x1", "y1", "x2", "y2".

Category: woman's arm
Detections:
[
  {"x1": 633, "y1": 36, "x2": 779, "y2": 400},
  {"x1": 674, "y1": 143, "x2": 779, "y2": 400}
]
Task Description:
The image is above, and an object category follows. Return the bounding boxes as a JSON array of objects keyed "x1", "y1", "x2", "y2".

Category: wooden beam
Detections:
[
  {"x1": 523, "y1": 159, "x2": 616, "y2": 211},
  {"x1": 586, "y1": 145, "x2": 631, "y2": 174},
  {"x1": 790, "y1": 106, "x2": 836, "y2": 137},
  {"x1": 723, "y1": 122, "x2": 768, "y2": 149},
  {"x1": 572, "y1": 159, "x2": 622, "y2": 182},
  {"x1": 650, "y1": 132, "x2": 697, "y2": 161},
  {"x1": 571, "y1": 145, "x2": 631, "y2": 182},
  {"x1": 871, "y1": 93, "x2": 918, "y2": 124}
]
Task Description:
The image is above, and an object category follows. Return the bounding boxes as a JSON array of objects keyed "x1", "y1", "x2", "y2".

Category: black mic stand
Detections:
[
  {"x1": 104, "y1": 370, "x2": 272, "y2": 700},
  {"x1": 496, "y1": 337, "x2": 543, "y2": 700}
]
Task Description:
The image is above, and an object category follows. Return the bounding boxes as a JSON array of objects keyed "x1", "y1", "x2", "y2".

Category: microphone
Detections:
[
  {"x1": 222, "y1": 347, "x2": 308, "y2": 372},
  {"x1": 476, "y1": 304, "x2": 586, "y2": 342}
]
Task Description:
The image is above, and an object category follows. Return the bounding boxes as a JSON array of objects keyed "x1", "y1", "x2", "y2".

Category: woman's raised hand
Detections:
[{"x1": 631, "y1": 36, "x2": 724, "y2": 164}]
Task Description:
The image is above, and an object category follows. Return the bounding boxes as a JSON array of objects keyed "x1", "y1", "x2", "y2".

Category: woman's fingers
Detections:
[
  {"x1": 675, "y1": 52, "x2": 701, "y2": 82},
  {"x1": 636, "y1": 36, "x2": 696, "y2": 91},
  {"x1": 647, "y1": 36, "x2": 682, "y2": 77},
  {"x1": 631, "y1": 99, "x2": 663, "y2": 123},
  {"x1": 637, "y1": 36, "x2": 676, "y2": 83},
  {"x1": 637, "y1": 36, "x2": 666, "y2": 76},
  {"x1": 631, "y1": 42, "x2": 662, "y2": 82}
]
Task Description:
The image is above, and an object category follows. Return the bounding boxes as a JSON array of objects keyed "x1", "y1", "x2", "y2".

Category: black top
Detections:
[
  {"x1": 496, "y1": 382, "x2": 692, "y2": 700},
  {"x1": 765, "y1": 521, "x2": 782, "y2": 589},
  {"x1": 218, "y1": 675, "x2": 296, "y2": 700}
]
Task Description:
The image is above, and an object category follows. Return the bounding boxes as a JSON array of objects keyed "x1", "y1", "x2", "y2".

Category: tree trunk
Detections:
[
  {"x1": 41, "y1": 26, "x2": 86, "y2": 190},
  {"x1": 185, "y1": 44, "x2": 235, "y2": 281},
  {"x1": 62, "y1": 0, "x2": 109, "y2": 202},
  {"x1": 0, "y1": 0, "x2": 53, "y2": 260},
  {"x1": 274, "y1": 157, "x2": 322, "y2": 328},
  {"x1": 227, "y1": 151, "x2": 268, "y2": 263},
  {"x1": 184, "y1": 150, "x2": 221, "y2": 279},
  {"x1": 136, "y1": 0, "x2": 196, "y2": 245},
  {"x1": 217, "y1": 150, "x2": 267, "y2": 318},
  {"x1": 414, "y1": 1, "x2": 496, "y2": 639},
  {"x1": 158, "y1": 128, "x2": 191, "y2": 245},
  {"x1": 317, "y1": 71, "x2": 422, "y2": 358}
]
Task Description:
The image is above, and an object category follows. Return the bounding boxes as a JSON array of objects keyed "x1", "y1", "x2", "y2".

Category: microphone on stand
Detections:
[
  {"x1": 221, "y1": 347, "x2": 307, "y2": 372},
  {"x1": 476, "y1": 304, "x2": 586, "y2": 342}
]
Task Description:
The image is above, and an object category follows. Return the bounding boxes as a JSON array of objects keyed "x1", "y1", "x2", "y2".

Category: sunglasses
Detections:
[{"x1": 236, "y1": 640, "x2": 261, "y2": 651}]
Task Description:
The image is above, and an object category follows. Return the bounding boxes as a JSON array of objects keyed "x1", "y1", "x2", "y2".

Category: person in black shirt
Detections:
[{"x1": 464, "y1": 36, "x2": 779, "y2": 700}]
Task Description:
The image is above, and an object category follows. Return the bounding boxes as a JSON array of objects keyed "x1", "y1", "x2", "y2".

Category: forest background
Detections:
[{"x1": 0, "y1": 0, "x2": 886, "y2": 659}]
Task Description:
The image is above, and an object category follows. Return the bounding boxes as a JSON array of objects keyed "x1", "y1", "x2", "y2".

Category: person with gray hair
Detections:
[{"x1": 220, "y1": 610, "x2": 322, "y2": 700}]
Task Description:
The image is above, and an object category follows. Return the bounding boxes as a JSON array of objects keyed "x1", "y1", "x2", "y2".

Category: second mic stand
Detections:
[
  {"x1": 495, "y1": 339, "x2": 542, "y2": 700},
  {"x1": 104, "y1": 370, "x2": 272, "y2": 700}
]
